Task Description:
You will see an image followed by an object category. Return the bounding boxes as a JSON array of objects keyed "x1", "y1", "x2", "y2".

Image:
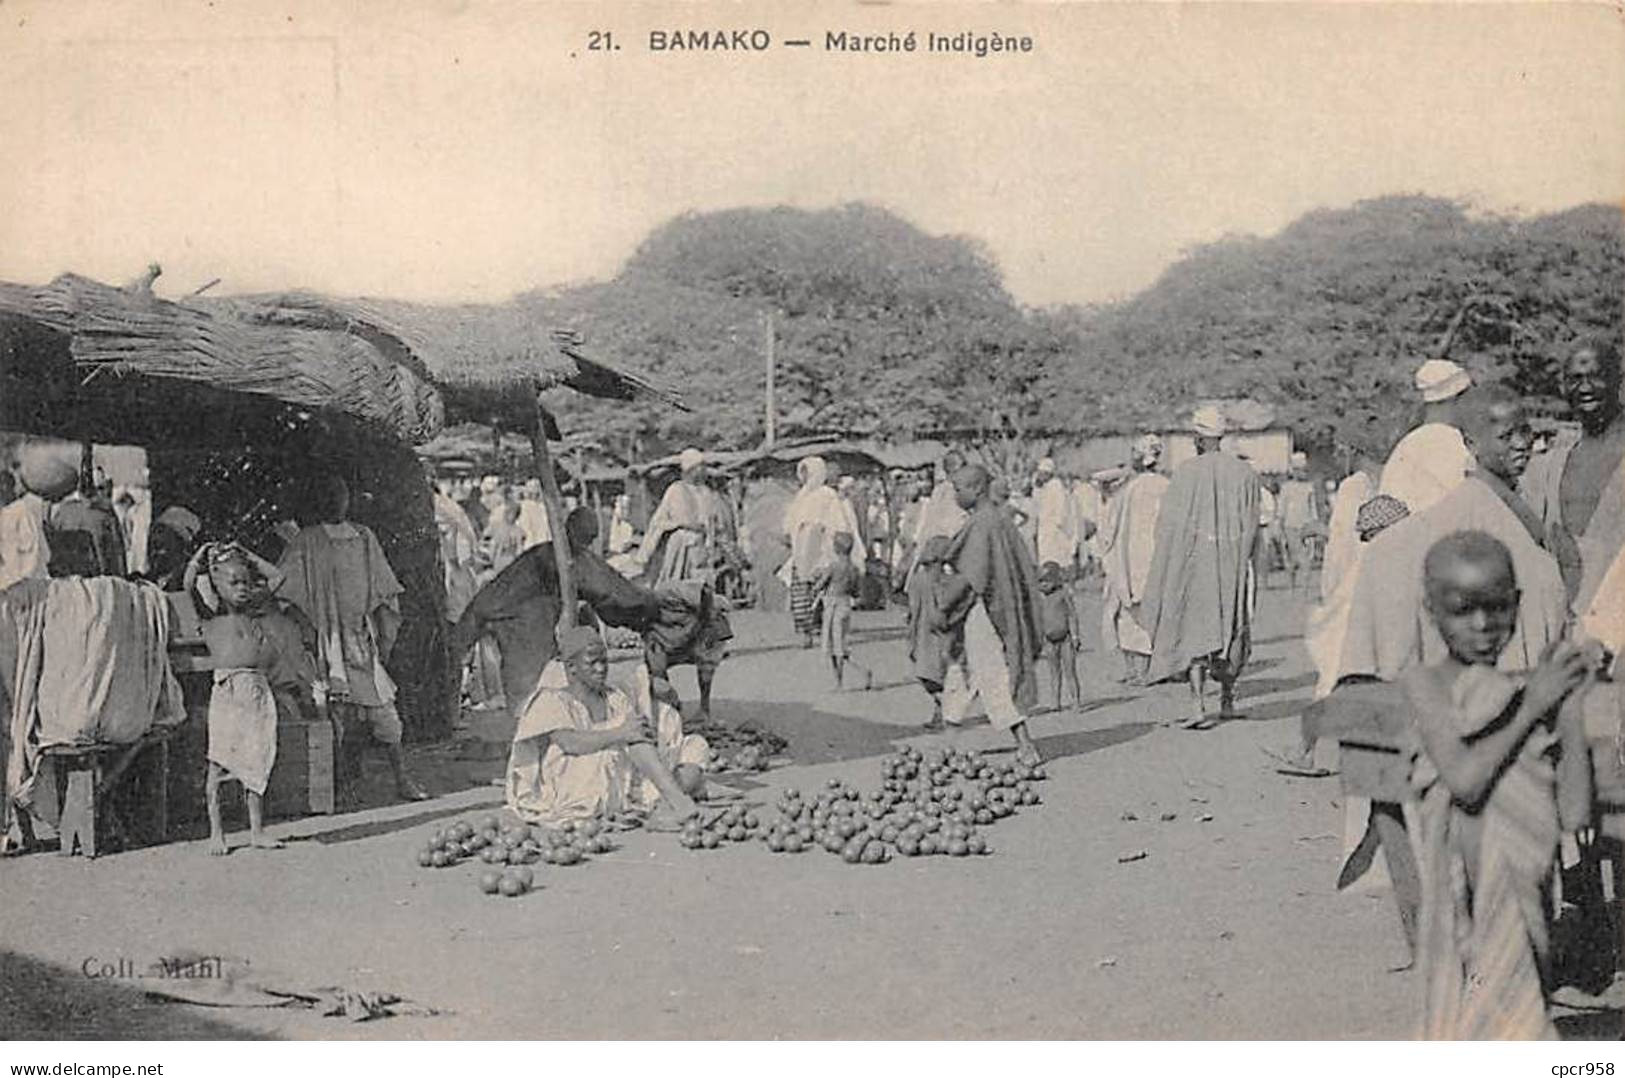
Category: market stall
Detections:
[{"x1": 0, "y1": 273, "x2": 679, "y2": 849}]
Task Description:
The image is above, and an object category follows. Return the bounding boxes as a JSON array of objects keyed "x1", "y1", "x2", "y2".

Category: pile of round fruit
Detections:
[
  {"x1": 745, "y1": 746, "x2": 1049, "y2": 864},
  {"x1": 679, "y1": 805, "x2": 764, "y2": 849},
  {"x1": 415, "y1": 814, "x2": 619, "y2": 895},
  {"x1": 704, "y1": 724, "x2": 789, "y2": 774}
]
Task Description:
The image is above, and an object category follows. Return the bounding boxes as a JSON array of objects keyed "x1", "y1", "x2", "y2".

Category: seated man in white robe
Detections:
[{"x1": 506, "y1": 628, "x2": 707, "y2": 830}]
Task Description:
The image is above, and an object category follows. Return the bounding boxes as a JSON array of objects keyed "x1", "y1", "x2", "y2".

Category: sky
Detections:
[{"x1": 1, "y1": 1, "x2": 1622, "y2": 309}]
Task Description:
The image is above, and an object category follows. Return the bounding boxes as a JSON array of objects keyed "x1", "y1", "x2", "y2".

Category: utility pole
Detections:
[{"x1": 764, "y1": 311, "x2": 777, "y2": 448}]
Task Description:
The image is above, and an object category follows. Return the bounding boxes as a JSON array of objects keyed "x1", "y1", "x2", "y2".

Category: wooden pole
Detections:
[
  {"x1": 530, "y1": 399, "x2": 577, "y2": 632},
  {"x1": 764, "y1": 312, "x2": 777, "y2": 448}
]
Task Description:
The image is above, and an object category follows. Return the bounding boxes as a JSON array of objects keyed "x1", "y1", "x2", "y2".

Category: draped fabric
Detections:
[
  {"x1": 638, "y1": 479, "x2": 715, "y2": 587},
  {"x1": 1099, "y1": 472, "x2": 1169, "y2": 656},
  {"x1": 0, "y1": 494, "x2": 51, "y2": 591},
  {"x1": 208, "y1": 668, "x2": 278, "y2": 796},
  {"x1": 910, "y1": 481, "x2": 969, "y2": 554},
  {"x1": 452, "y1": 542, "x2": 663, "y2": 715},
  {"x1": 1381, "y1": 423, "x2": 1474, "y2": 516},
  {"x1": 276, "y1": 522, "x2": 402, "y2": 707},
  {"x1": 949, "y1": 502, "x2": 1043, "y2": 712},
  {"x1": 1338, "y1": 478, "x2": 1568, "y2": 685},
  {"x1": 789, "y1": 571, "x2": 820, "y2": 636},
  {"x1": 1305, "y1": 470, "x2": 1377, "y2": 699},
  {"x1": 2, "y1": 578, "x2": 184, "y2": 826},
  {"x1": 1141, "y1": 452, "x2": 1260, "y2": 683},
  {"x1": 1035, "y1": 476, "x2": 1078, "y2": 568},
  {"x1": 779, "y1": 468, "x2": 862, "y2": 589},
  {"x1": 1408, "y1": 664, "x2": 1561, "y2": 1040},
  {"x1": 506, "y1": 679, "x2": 707, "y2": 826}
]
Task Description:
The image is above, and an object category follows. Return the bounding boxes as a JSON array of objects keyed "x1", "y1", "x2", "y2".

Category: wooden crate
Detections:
[{"x1": 265, "y1": 720, "x2": 335, "y2": 818}]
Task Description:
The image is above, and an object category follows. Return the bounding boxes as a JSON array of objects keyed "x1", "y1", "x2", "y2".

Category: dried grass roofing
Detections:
[{"x1": 0, "y1": 274, "x2": 682, "y2": 446}]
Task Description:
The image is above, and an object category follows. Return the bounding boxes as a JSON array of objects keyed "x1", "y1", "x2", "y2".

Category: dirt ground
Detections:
[{"x1": 4, "y1": 582, "x2": 1620, "y2": 1040}]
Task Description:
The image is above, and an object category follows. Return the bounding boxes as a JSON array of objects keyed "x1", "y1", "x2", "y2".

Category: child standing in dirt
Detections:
[
  {"x1": 1406, "y1": 530, "x2": 1591, "y2": 1038},
  {"x1": 1038, "y1": 561, "x2": 1082, "y2": 710},
  {"x1": 813, "y1": 532, "x2": 872, "y2": 691},
  {"x1": 188, "y1": 543, "x2": 315, "y2": 856}
]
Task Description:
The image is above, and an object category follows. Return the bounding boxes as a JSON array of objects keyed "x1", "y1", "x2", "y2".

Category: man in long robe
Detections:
[
  {"x1": 1303, "y1": 444, "x2": 1382, "y2": 700},
  {"x1": 1141, "y1": 406, "x2": 1261, "y2": 727},
  {"x1": 276, "y1": 476, "x2": 426, "y2": 802},
  {"x1": 1380, "y1": 358, "x2": 1476, "y2": 515},
  {"x1": 1033, "y1": 457, "x2": 1078, "y2": 572},
  {"x1": 638, "y1": 449, "x2": 719, "y2": 587},
  {"x1": 940, "y1": 464, "x2": 1045, "y2": 765},
  {"x1": 1098, "y1": 435, "x2": 1169, "y2": 683}
]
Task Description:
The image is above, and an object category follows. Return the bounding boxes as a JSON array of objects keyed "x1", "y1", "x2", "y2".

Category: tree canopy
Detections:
[{"x1": 525, "y1": 196, "x2": 1621, "y2": 461}]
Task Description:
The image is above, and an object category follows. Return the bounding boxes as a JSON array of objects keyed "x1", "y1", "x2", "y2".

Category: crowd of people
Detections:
[{"x1": 3, "y1": 334, "x2": 1622, "y2": 1040}]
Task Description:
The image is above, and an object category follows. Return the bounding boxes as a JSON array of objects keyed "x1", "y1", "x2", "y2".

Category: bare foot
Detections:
[
  {"x1": 249, "y1": 835, "x2": 285, "y2": 850},
  {"x1": 207, "y1": 835, "x2": 230, "y2": 856}
]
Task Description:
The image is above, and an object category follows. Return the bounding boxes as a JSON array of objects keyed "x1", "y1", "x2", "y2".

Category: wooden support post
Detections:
[{"x1": 530, "y1": 400, "x2": 577, "y2": 632}]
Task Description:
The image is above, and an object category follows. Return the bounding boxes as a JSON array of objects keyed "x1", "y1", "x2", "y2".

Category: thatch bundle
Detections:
[
  {"x1": 220, "y1": 292, "x2": 684, "y2": 432},
  {"x1": 0, "y1": 275, "x2": 684, "y2": 446},
  {"x1": 0, "y1": 275, "x2": 444, "y2": 443}
]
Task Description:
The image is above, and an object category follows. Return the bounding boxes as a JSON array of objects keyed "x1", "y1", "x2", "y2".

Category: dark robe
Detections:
[
  {"x1": 451, "y1": 542, "x2": 662, "y2": 713},
  {"x1": 948, "y1": 501, "x2": 1044, "y2": 711},
  {"x1": 1141, "y1": 450, "x2": 1261, "y2": 683}
]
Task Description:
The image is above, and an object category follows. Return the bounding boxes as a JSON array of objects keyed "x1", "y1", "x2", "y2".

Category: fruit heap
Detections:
[
  {"x1": 749, "y1": 747, "x2": 1048, "y2": 864},
  {"x1": 679, "y1": 805, "x2": 763, "y2": 849},
  {"x1": 705, "y1": 724, "x2": 789, "y2": 773},
  {"x1": 414, "y1": 814, "x2": 619, "y2": 897}
]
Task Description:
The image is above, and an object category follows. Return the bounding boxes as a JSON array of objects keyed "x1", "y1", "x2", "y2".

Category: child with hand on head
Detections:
[
  {"x1": 187, "y1": 542, "x2": 317, "y2": 856},
  {"x1": 1038, "y1": 560, "x2": 1082, "y2": 710},
  {"x1": 812, "y1": 531, "x2": 872, "y2": 691},
  {"x1": 1406, "y1": 530, "x2": 1591, "y2": 1039}
]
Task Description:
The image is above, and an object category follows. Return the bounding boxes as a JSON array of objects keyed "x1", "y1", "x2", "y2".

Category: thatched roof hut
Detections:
[
  {"x1": 0, "y1": 272, "x2": 681, "y2": 743},
  {"x1": 0, "y1": 274, "x2": 681, "y2": 445}
]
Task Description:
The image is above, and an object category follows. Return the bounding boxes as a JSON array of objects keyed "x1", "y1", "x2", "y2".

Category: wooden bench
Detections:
[{"x1": 41, "y1": 726, "x2": 174, "y2": 857}]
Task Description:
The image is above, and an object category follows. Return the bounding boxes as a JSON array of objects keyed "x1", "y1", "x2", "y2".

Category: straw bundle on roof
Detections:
[
  {"x1": 0, "y1": 275, "x2": 443, "y2": 442},
  {"x1": 222, "y1": 292, "x2": 685, "y2": 428}
]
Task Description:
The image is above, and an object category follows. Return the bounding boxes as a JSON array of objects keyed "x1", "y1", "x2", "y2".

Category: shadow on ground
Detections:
[
  {"x1": 288, "y1": 799, "x2": 504, "y2": 846},
  {"x1": 707, "y1": 697, "x2": 905, "y2": 766},
  {"x1": 1036, "y1": 721, "x2": 1156, "y2": 762},
  {"x1": 0, "y1": 950, "x2": 271, "y2": 1040},
  {"x1": 1234, "y1": 673, "x2": 1317, "y2": 700}
]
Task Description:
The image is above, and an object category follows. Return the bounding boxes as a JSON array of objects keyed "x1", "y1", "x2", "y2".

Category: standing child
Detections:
[
  {"x1": 189, "y1": 543, "x2": 314, "y2": 856},
  {"x1": 1038, "y1": 561, "x2": 1082, "y2": 710},
  {"x1": 1408, "y1": 530, "x2": 1591, "y2": 1039},
  {"x1": 813, "y1": 532, "x2": 873, "y2": 690}
]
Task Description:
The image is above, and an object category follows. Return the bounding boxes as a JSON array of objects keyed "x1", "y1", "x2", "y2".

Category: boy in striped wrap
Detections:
[{"x1": 1407, "y1": 531, "x2": 1592, "y2": 1039}]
